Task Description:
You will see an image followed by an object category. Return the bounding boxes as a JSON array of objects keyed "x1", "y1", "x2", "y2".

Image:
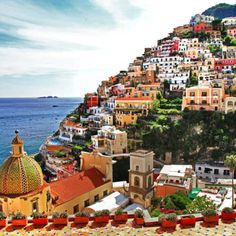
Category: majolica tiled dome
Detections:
[{"x1": 0, "y1": 132, "x2": 44, "y2": 196}]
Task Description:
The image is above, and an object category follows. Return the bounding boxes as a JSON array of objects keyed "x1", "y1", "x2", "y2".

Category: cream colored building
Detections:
[
  {"x1": 91, "y1": 126, "x2": 128, "y2": 155},
  {"x1": 223, "y1": 97, "x2": 236, "y2": 114},
  {"x1": 129, "y1": 150, "x2": 154, "y2": 208}
]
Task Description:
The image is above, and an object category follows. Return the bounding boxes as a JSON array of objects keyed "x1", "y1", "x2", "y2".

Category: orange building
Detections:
[
  {"x1": 155, "y1": 165, "x2": 196, "y2": 197},
  {"x1": 182, "y1": 84, "x2": 225, "y2": 111}
]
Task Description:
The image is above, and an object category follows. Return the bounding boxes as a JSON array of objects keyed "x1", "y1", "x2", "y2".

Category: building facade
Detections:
[{"x1": 129, "y1": 150, "x2": 154, "y2": 208}]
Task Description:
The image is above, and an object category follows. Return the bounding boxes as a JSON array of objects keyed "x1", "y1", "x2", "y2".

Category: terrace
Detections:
[{"x1": 2, "y1": 214, "x2": 236, "y2": 236}]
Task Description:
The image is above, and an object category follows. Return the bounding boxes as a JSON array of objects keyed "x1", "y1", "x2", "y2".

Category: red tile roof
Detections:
[
  {"x1": 50, "y1": 167, "x2": 106, "y2": 205},
  {"x1": 46, "y1": 145, "x2": 65, "y2": 151}
]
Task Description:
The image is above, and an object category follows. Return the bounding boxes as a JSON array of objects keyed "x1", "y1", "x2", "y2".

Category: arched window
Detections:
[{"x1": 134, "y1": 176, "x2": 140, "y2": 187}]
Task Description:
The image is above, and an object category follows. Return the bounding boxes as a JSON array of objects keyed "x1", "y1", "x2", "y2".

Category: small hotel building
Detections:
[
  {"x1": 182, "y1": 84, "x2": 225, "y2": 111},
  {"x1": 155, "y1": 165, "x2": 196, "y2": 197}
]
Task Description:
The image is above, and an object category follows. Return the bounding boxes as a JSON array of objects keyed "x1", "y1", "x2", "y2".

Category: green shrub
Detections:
[
  {"x1": 115, "y1": 209, "x2": 123, "y2": 215},
  {"x1": 12, "y1": 212, "x2": 26, "y2": 220},
  {"x1": 222, "y1": 207, "x2": 234, "y2": 213},
  {"x1": 0, "y1": 212, "x2": 6, "y2": 220},
  {"x1": 151, "y1": 209, "x2": 161, "y2": 218},
  {"x1": 31, "y1": 212, "x2": 47, "y2": 219},
  {"x1": 202, "y1": 209, "x2": 217, "y2": 217},
  {"x1": 75, "y1": 211, "x2": 89, "y2": 217},
  {"x1": 134, "y1": 209, "x2": 144, "y2": 218}
]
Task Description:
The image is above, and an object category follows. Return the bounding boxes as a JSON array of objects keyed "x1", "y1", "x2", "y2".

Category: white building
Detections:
[
  {"x1": 195, "y1": 162, "x2": 233, "y2": 181},
  {"x1": 59, "y1": 119, "x2": 88, "y2": 142},
  {"x1": 190, "y1": 14, "x2": 215, "y2": 26},
  {"x1": 222, "y1": 17, "x2": 236, "y2": 27}
]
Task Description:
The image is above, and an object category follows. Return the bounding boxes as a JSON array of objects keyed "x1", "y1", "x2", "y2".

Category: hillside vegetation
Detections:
[{"x1": 128, "y1": 110, "x2": 236, "y2": 163}]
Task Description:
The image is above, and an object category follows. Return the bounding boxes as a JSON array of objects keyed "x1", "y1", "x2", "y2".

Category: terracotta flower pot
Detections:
[
  {"x1": 94, "y1": 215, "x2": 109, "y2": 223},
  {"x1": 114, "y1": 213, "x2": 128, "y2": 222},
  {"x1": 12, "y1": 219, "x2": 27, "y2": 227},
  {"x1": 221, "y1": 212, "x2": 236, "y2": 221},
  {"x1": 162, "y1": 220, "x2": 177, "y2": 228},
  {"x1": 180, "y1": 216, "x2": 196, "y2": 226},
  {"x1": 33, "y1": 218, "x2": 48, "y2": 225},
  {"x1": 53, "y1": 218, "x2": 68, "y2": 225},
  {"x1": 134, "y1": 217, "x2": 144, "y2": 225},
  {"x1": 0, "y1": 219, "x2": 6, "y2": 227},
  {"x1": 204, "y1": 215, "x2": 219, "y2": 223},
  {"x1": 74, "y1": 216, "x2": 89, "y2": 224}
]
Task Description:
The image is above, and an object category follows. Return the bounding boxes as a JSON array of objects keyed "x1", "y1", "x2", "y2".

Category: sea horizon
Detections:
[{"x1": 0, "y1": 97, "x2": 82, "y2": 163}]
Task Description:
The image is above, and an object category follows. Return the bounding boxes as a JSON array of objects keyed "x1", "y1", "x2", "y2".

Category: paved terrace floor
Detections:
[{"x1": 1, "y1": 219, "x2": 236, "y2": 236}]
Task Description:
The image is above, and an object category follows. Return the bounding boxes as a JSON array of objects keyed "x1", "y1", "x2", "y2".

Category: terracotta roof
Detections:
[
  {"x1": 115, "y1": 97, "x2": 152, "y2": 101},
  {"x1": 50, "y1": 167, "x2": 106, "y2": 205},
  {"x1": 64, "y1": 119, "x2": 77, "y2": 127},
  {"x1": 46, "y1": 145, "x2": 65, "y2": 152}
]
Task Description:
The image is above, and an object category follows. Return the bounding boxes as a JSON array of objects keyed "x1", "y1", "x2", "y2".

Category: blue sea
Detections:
[{"x1": 0, "y1": 98, "x2": 82, "y2": 163}]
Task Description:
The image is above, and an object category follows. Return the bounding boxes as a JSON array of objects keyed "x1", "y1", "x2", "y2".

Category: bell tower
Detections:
[
  {"x1": 11, "y1": 130, "x2": 24, "y2": 157},
  {"x1": 129, "y1": 150, "x2": 154, "y2": 207}
]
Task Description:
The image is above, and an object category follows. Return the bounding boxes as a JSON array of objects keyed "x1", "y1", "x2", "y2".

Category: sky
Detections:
[{"x1": 0, "y1": 0, "x2": 235, "y2": 98}]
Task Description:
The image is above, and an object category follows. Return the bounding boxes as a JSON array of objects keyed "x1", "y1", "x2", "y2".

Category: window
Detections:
[
  {"x1": 223, "y1": 170, "x2": 230, "y2": 176},
  {"x1": 19, "y1": 147, "x2": 22, "y2": 154},
  {"x1": 135, "y1": 165, "x2": 139, "y2": 171},
  {"x1": 84, "y1": 199, "x2": 90, "y2": 207},
  {"x1": 94, "y1": 194, "x2": 99, "y2": 202},
  {"x1": 134, "y1": 176, "x2": 140, "y2": 187},
  {"x1": 32, "y1": 201, "x2": 38, "y2": 212},
  {"x1": 103, "y1": 190, "x2": 108, "y2": 197},
  {"x1": 202, "y1": 100, "x2": 207, "y2": 105},
  {"x1": 73, "y1": 204, "x2": 79, "y2": 214},
  {"x1": 190, "y1": 92, "x2": 195, "y2": 96},
  {"x1": 148, "y1": 176, "x2": 152, "y2": 187},
  {"x1": 214, "y1": 169, "x2": 219, "y2": 175},
  {"x1": 202, "y1": 92, "x2": 207, "y2": 96},
  {"x1": 198, "y1": 167, "x2": 201, "y2": 170}
]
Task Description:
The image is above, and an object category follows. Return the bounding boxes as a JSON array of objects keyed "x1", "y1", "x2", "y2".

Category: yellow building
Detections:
[
  {"x1": 0, "y1": 131, "x2": 52, "y2": 216},
  {"x1": 114, "y1": 97, "x2": 153, "y2": 127}
]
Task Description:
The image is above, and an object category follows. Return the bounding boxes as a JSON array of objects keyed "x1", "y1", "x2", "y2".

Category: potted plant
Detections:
[
  {"x1": 11, "y1": 212, "x2": 27, "y2": 227},
  {"x1": 32, "y1": 212, "x2": 48, "y2": 225},
  {"x1": 74, "y1": 211, "x2": 90, "y2": 224},
  {"x1": 52, "y1": 212, "x2": 68, "y2": 225},
  {"x1": 114, "y1": 209, "x2": 128, "y2": 222},
  {"x1": 161, "y1": 213, "x2": 177, "y2": 228},
  {"x1": 180, "y1": 214, "x2": 196, "y2": 226},
  {"x1": 221, "y1": 207, "x2": 236, "y2": 221},
  {"x1": 134, "y1": 209, "x2": 144, "y2": 225},
  {"x1": 94, "y1": 209, "x2": 110, "y2": 223},
  {"x1": 0, "y1": 212, "x2": 6, "y2": 227},
  {"x1": 203, "y1": 209, "x2": 219, "y2": 223}
]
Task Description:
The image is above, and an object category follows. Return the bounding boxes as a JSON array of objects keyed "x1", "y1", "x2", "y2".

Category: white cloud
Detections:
[{"x1": 0, "y1": 0, "x2": 235, "y2": 97}]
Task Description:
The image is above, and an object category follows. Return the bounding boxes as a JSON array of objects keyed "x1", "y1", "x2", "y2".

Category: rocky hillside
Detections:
[{"x1": 202, "y1": 3, "x2": 236, "y2": 19}]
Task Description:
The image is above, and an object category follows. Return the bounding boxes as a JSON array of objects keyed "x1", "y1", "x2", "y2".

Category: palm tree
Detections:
[{"x1": 224, "y1": 154, "x2": 236, "y2": 208}]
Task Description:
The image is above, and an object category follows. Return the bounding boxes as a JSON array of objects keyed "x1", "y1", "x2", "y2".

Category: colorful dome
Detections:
[
  {"x1": 0, "y1": 155, "x2": 44, "y2": 196},
  {"x1": 0, "y1": 132, "x2": 44, "y2": 196}
]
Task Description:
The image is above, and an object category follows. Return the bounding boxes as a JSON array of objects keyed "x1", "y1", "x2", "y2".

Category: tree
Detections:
[
  {"x1": 224, "y1": 154, "x2": 236, "y2": 208},
  {"x1": 186, "y1": 196, "x2": 216, "y2": 213}
]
